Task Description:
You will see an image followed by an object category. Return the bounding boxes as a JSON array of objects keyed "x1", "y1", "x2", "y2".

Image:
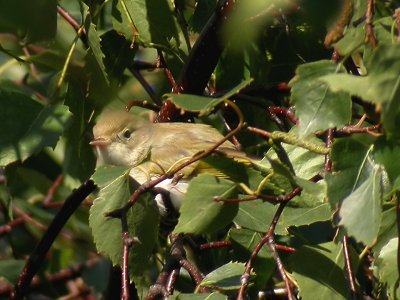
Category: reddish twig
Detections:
[
  {"x1": 247, "y1": 126, "x2": 272, "y2": 139},
  {"x1": 0, "y1": 216, "x2": 25, "y2": 237},
  {"x1": 237, "y1": 174, "x2": 322, "y2": 299},
  {"x1": 0, "y1": 257, "x2": 100, "y2": 297},
  {"x1": 57, "y1": 5, "x2": 88, "y2": 47},
  {"x1": 268, "y1": 106, "x2": 298, "y2": 125},
  {"x1": 42, "y1": 175, "x2": 64, "y2": 206},
  {"x1": 275, "y1": 244, "x2": 296, "y2": 253},
  {"x1": 342, "y1": 236, "x2": 358, "y2": 299},
  {"x1": 365, "y1": 0, "x2": 377, "y2": 49},
  {"x1": 266, "y1": 236, "x2": 296, "y2": 300},
  {"x1": 166, "y1": 269, "x2": 180, "y2": 295},
  {"x1": 12, "y1": 180, "x2": 96, "y2": 300},
  {"x1": 199, "y1": 241, "x2": 233, "y2": 251},
  {"x1": 157, "y1": 49, "x2": 179, "y2": 93},
  {"x1": 179, "y1": 259, "x2": 205, "y2": 287},
  {"x1": 336, "y1": 124, "x2": 381, "y2": 136}
]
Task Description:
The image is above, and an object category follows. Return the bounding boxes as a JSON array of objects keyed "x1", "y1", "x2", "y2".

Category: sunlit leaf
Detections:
[
  {"x1": 89, "y1": 165, "x2": 159, "y2": 277},
  {"x1": 200, "y1": 262, "x2": 250, "y2": 291},
  {"x1": 290, "y1": 60, "x2": 352, "y2": 136},
  {"x1": 339, "y1": 165, "x2": 382, "y2": 246},
  {"x1": 174, "y1": 174, "x2": 238, "y2": 235}
]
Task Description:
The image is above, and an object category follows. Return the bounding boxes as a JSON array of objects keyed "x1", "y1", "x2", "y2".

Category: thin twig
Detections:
[
  {"x1": 57, "y1": 5, "x2": 88, "y2": 48},
  {"x1": 42, "y1": 175, "x2": 64, "y2": 206},
  {"x1": 267, "y1": 236, "x2": 296, "y2": 300},
  {"x1": 128, "y1": 65, "x2": 163, "y2": 106},
  {"x1": 121, "y1": 214, "x2": 132, "y2": 300},
  {"x1": 325, "y1": 129, "x2": 334, "y2": 172},
  {"x1": 268, "y1": 106, "x2": 298, "y2": 125},
  {"x1": 12, "y1": 180, "x2": 96, "y2": 300},
  {"x1": 365, "y1": 0, "x2": 377, "y2": 49},
  {"x1": 199, "y1": 241, "x2": 233, "y2": 251},
  {"x1": 342, "y1": 236, "x2": 358, "y2": 299},
  {"x1": 157, "y1": 49, "x2": 179, "y2": 93}
]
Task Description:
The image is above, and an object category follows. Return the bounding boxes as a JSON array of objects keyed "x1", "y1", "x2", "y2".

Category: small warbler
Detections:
[{"x1": 90, "y1": 110, "x2": 241, "y2": 211}]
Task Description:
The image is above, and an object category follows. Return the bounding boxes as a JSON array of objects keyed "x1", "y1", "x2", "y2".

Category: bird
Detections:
[{"x1": 90, "y1": 110, "x2": 242, "y2": 212}]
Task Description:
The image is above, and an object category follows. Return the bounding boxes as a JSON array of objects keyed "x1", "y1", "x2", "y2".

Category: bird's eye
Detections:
[{"x1": 121, "y1": 129, "x2": 131, "y2": 140}]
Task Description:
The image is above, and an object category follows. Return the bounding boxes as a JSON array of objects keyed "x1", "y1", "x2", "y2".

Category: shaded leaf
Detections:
[
  {"x1": 0, "y1": 259, "x2": 25, "y2": 284},
  {"x1": 124, "y1": 0, "x2": 180, "y2": 46},
  {"x1": 0, "y1": 89, "x2": 72, "y2": 166}
]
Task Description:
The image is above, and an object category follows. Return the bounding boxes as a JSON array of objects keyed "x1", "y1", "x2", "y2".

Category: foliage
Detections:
[{"x1": 1, "y1": 0, "x2": 400, "y2": 299}]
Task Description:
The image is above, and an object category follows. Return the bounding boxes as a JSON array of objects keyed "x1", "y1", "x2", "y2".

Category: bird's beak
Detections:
[{"x1": 89, "y1": 137, "x2": 112, "y2": 147}]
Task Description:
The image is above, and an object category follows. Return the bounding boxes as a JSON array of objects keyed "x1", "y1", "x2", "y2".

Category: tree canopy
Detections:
[{"x1": 1, "y1": 0, "x2": 400, "y2": 299}]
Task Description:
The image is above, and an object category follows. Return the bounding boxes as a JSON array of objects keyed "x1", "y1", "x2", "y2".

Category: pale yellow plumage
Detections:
[{"x1": 91, "y1": 110, "x2": 239, "y2": 183}]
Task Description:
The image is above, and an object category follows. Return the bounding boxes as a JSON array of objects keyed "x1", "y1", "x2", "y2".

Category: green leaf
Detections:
[
  {"x1": 326, "y1": 137, "x2": 375, "y2": 208},
  {"x1": 320, "y1": 45, "x2": 400, "y2": 136},
  {"x1": 200, "y1": 262, "x2": 248, "y2": 291},
  {"x1": 375, "y1": 238, "x2": 400, "y2": 299},
  {"x1": 111, "y1": 0, "x2": 136, "y2": 41},
  {"x1": 89, "y1": 165, "x2": 159, "y2": 277},
  {"x1": 0, "y1": 0, "x2": 57, "y2": 42},
  {"x1": 290, "y1": 242, "x2": 351, "y2": 300},
  {"x1": 234, "y1": 200, "x2": 277, "y2": 233},
  {"x1": 228, "y1": 228, "x2": 275, "y2": 286},
  {"x1": 278, "y1": 203, "x2": 331, "y2": 235},
  {"x1": 290, "y1": 60, "x2": 352, "y2": 136},
  {"x1": 0, "y1": 90, "x2": 72, "y2": 166},
  {"x1": 169, "y1": 292, "x2": 226, "y2": 300},
  {"x1": 334, "y1": 25, "x2": 365, "y2": 56},
  {"x1": 124, "y1": 0, "x2": 180, "y2": 46},
  {"x1": 85, "y1": 21, "x2": 109, "y2": 85},
  {"x1": 0, "y1": 259, "x2": 25, "y2": 284},
  {"x1": 174, "y1": 174, "x2": 238, "y2": 235},
  {"x1": 339, "y1": 165, "x2": 382, "y2": 246},
  {"x1": 63, "y1": 83, "x2": 96, "y2": 181},
  {"x1": 166, "y1": 78, "x2": 253, "y2": 116}
]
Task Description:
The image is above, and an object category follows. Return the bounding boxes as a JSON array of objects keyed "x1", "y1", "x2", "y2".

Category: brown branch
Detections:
[
  {"x1": 42, "y1": 175, "x2": 64, "y2": 206},
  {"x1": 266, "y1": 236, "x2": 296, "y2": 300},
  {"x1": 342, "y1": 236, "x2": 358, "y2": 299},
  {"x1": 121, "y1": 214, "x2": 133, "y2": 300},
  {"x1": 157, "y1": 49, "x2": 179, "y2": 93},
  {"x1": 365, "y1": 0, "x2": 377, "y2": 49},
  {"x1": 268, "y1": 106, "x2": 298, "y2": 125},
  {"x1": 0, "y1": 216, "x2": 25, "y2": 237},
  {"x1": 247, "y1": 126, "x2": 272, "y2": 139},
  {"x1": 12, "y1": 180, "x2": 96, "y2": 300}
]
